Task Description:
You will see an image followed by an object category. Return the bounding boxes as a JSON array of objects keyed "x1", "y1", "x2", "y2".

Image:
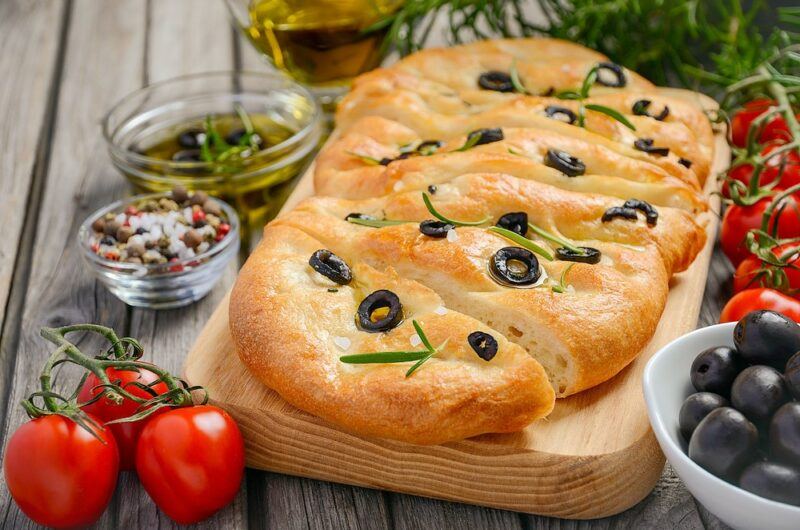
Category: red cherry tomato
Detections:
[
  {"x1": 733, "y1": 243, "x2": 800, "y2": 296},
  {"x1": 730, "y1": 99, "x2": 793, "y2": 147},
  {"x1": 135, "y1": 405, "x2": 245, "y2": 524},
  {"x1": 720, "y1": 196, "x2": 800, "y2": 266},
  {"x1": 723, "y1": 145, "x2": 800, "y2": 198},
  {"x1": 720, "y1": 288, "x2": 800, "y2": 323},
  {"x1": 3, "y1": 414, "x2": 119, "y2": 528},
  {"x1": 78, "y1": 366, "x2": 168, "y2": 470}
]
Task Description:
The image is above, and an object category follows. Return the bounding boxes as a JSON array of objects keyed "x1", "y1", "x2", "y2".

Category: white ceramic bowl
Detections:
[{"x1": 643, "y1": 323, "x2": 800, "y2": 530}]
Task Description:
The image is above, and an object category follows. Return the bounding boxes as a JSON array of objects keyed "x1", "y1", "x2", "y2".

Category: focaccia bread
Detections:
[{"x1": 230, "y1": 38, "x2": 714, "y2": 444}]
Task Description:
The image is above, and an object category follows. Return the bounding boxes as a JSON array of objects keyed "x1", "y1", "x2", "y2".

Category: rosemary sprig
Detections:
[
  {"x1": 486, "y1": 226, "x2": 555, "y2": 261},
  {"x1": 510, "y1": 60, "x2": 531, "y2": 95},
  {"x1": 584, "y1": 104, "x2": 637, "y2": 131},
  {"x1": 551, "y1": 263, "x2": 576, "y2": 294},
  {"x1": 345, "y1": 150, "x2": 384, "y2": 166},
  {"x1": 454, "y1": 133, "x2": 482, "y2": 152},
  {"x1": 347, "y1": 217, "x2": 410, "y2": 228},
  {"x1": 527, "y1": 223, "x2": 584, "y2": 255},
  {"x1": 422, "y1": 192, "x2": 491, "y2": 226},
  {"x1": 339, "y1": 320, "x2": 449, "y2": 377},
  {"x1": 557, "y1": 66, "x2": 636, "y2": 131}
]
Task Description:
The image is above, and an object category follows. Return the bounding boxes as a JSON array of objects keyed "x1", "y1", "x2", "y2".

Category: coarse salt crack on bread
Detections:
[{"x1": 229, "y1": 37, "x2": 713, "y2": 444}]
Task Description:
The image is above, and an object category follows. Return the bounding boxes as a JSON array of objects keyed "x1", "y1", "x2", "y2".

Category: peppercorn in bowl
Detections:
[{"x1": 78, "y1": 187, "x2": 239, "y2": 309}]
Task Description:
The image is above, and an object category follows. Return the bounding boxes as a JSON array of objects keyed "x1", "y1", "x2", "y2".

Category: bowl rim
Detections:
[
  {"x1": 643, "y1": 321, "x2": 800, "y2": 514},
  {"x1": 101, "y1": 70, "x2": 322, "y2": 176},
  {"x1": 77, "y1": 191, "x2": 240, "y2": 278}
]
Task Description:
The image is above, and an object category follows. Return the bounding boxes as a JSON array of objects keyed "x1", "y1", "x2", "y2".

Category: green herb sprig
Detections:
[
  {"x1": 556, "y1": 66, "x2": 636, "y2": 131},
  {"x1": 486, "y1": 226, "x2": 554, "y2": 261},
  {"x1": 550, "y1": 263, "x2": 576, "y2": 294},
  {"x1": 422, "y1": 192, "x2": 491, "y2": 226},
  {"x1": 339, "y1": 320, "x2": 449, "y2": 377}
]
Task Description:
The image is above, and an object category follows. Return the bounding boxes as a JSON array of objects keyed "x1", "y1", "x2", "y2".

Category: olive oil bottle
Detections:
[{"x1": 245, "y1": 0, "x2": 404, "y2": 91}]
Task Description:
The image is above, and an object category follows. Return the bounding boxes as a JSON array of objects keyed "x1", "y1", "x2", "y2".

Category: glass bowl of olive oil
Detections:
[
  {"x1": 223, "y1": 0, "x2": 404, "y2": 104},
  {"x1": 103, "y1": 71, "x2": 323, "y2": 230}
]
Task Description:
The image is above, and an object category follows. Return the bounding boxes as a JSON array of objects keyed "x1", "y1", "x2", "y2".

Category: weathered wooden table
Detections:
[{"x1": 0, "y1": 1, "x2": 734, "y2": 528}]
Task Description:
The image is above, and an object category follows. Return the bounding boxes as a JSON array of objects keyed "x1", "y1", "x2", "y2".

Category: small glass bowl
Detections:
[
  {"x1": 102, "y1": 71, "x2": 323, "y2": 229},
  {"x1": 78, "y1": 192, "x2": 240, "y2": 309}
]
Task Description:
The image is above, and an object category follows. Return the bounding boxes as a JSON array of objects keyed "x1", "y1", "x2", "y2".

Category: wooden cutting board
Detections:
[{"x1": 184, "y1": 88, "x2": 727, "y2": 519}]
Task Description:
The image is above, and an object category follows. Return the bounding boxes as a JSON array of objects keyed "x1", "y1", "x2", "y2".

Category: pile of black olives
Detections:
[{"x1": 679, "y1": 310, "x2": 800, "y2": 506}]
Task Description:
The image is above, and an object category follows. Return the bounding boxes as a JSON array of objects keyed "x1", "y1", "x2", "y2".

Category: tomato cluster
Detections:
[
  {"x1": 720, "y1": 99, "x2": 800, "y2": 321},
  {"x1": 3, "y1": 364, "x2": 244, "y2": 528}
]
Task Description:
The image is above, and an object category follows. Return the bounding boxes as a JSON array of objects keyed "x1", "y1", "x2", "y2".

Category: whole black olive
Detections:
[
  {"x1": 417, "y1": 140, "x2": 442, "y2": 156},
  {"x1": 786, "y1": 351, "x2": 800, "y2": 399},
  {"x1": 688, "y1": 407, "x2": 758, "y2": 480},
  {"x1": 496, "y1": 212, "x2": 528, "y2": 237},
  {"x1": 544, "y1": 105, "x2": 577, "y2": 125},
  {"x1": 679, "y1": 392, "x2": 729, "y2": 441},
  {"x1": 477, "y1": 71, "x2": 514, "y2": 93},
  {"x1": 468, "y1": 331, "x2": 498, "y2": 361},
  {"x1": 309, "y1": 249, "x2": 352, "y2": 285},
  {"x1": 632, "y1": 99, "x2": 670, "y2": 121},
  {"x1": 690, "y1": 346, "x2": 744, "y2": 396},
  {"x1": 734, "y1": 310, "x2": 800, "y2": 368},
  {"x1": 601, "y1": 206, "x2": 638, "y2": 223},
  {"x1": 544, "y1": 149, "x2": 586, "y2": 177},
  {"x1": 731, "y1": 365, "x2": 790, "y2": 425},
  {"x1": 555, "y1": 246, "x2": 601, "y2": 264},
  {"x1": 623, "y1": 198, "x2": 658, "y2": 226},
  {"x1": 770, "y1": 402, "x2": 800, "y2": 466},
  {"x1": 739, "y1": 461, "x2": 800, "y2": 506},
  {"x1": 172, "y1": 149, "x2": 203, "y2": 162},
  {"x1": 356, "y1": 290, "x2": 403, "y2": 333},
  {"x1": 419, "y1": 219, "x2": 454, "y2": 238},
  {"x1": 489, "y1": 247, "x2": 541, "y2": 286},
  {"x1": 427, "y1": 185, "x2": 437, "y2": 195},
  {"x1": 177, "y1": 128, "x2": 206, "y2": 149},
  {"x1": 633, "y1": 138, "x2": 670, "y2": 157},
  {"x1": 466, "y1": 128, "x2": 504, "y2": 147},
  {"x1": 595, "y1": 62, "x2": 627, "y2": 88},
  {"x1": 226, "y1": 128, "x2": 264, "y2": 149},
  {"x1": 678, "y1": 158, "x2": 693, "y2": 169}
]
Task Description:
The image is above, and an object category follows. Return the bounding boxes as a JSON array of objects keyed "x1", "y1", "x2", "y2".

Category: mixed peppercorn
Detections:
[{"x1": 87, "y1": 186, "x2": 232, "y2": 272}]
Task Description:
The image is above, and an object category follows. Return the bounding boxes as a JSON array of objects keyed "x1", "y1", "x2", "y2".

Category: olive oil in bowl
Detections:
[{"x1": 240, "y1": 0, "x2": 403, "y2": 98}]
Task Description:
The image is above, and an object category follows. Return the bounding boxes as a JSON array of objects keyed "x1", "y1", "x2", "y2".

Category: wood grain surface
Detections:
[{"x1": 0, "y1": 1, "x2": 735, "y2": 528}]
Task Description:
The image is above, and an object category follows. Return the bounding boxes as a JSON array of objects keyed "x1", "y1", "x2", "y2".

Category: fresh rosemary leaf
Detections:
[
  {"x1": 584, "y1": 104, "x2": 637, "y2": 131},
  {"x1": 339, "y1": 350, "x2": 430, "y2": 364},
  {"x1": 527, "y1": 223, "x2": 584, "y2": 254},
  {"x1": 405, "y1": 339, "x2": 449, "y2": 377},
  {"x1": 454, "y1": 132, "x2": 481, "y2": 152},
  {"x1": 551, "y1": 263, "x2": 576, "y2": 294},
  {"x1": 487, "y1": 226, "x2": 555, "y2": 261},
  {"x1": 347, "y1": 217, "x2": 409, "y2": 228},
  {"x1": 579, "y1": 66, "x2": 598, "y2": 99},
  {"x1": 510, "y1": 60, "x2": 530, "y2": 95},
  {"x1": 422, "y1": 192, "x2": 491, "y2": 226},
  {"x1": 345, "y1": 150, "x2": 384, "y2": 165},
  {"x1": 412, "y1": 319, "x2": 435, "y2": 352}
]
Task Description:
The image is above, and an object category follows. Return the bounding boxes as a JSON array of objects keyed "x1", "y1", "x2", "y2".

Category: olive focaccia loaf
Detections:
[{"x1": 230, "y1": 38, "x2": 714, "y2": 444}]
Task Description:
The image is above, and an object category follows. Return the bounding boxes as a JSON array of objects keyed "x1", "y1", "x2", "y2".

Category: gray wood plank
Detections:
[
  {"x1": 111, "y1": 1, "x2": 248, "y2": 528},
  {"x1": 0, "y1": 0, "x2": 69, "y2": 432},
  {"x1": 389, "y1": 495, "x2": 524, "y2": 530},
  {"x1": 0, "y1": 0, "x2": 148, "y2": 528}
]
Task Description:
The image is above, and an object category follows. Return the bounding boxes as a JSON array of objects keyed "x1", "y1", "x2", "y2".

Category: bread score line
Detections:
[{"x1": 230, "y1": 38, "x2": 714, "y2": 444}]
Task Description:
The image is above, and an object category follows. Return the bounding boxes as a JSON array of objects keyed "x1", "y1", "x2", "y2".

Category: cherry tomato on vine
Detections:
[
  {"x1": 3, "y1": 414, "x2": 119, "y2": 528},
  {"x1": 730, "y1": 99, "x2": 794, "y2": 147},
  {"x1": 135, "y1": 405, "x2": 245, "y2": 524},
  {"x1": 720, "y1": 196, "x2": 800, "y2": 266},
  {"x1": 723, "y1": 144, "x2": 800, "y2": 198},
  {"x1": 733, "y1": 242, "x2": 800, "y2": 296},
  {"x1": 720, "y1": 288, "x2": 800, "y2": 323},
  {"x1": 78, "y1": 366, "x2": 168, "y2": 470}
]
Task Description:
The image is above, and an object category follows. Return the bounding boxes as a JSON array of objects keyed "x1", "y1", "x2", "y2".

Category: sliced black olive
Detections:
[
  {"x1": 556, "y1": 246, "x2": 601, "y2": 264},
  {"x1": 427, "y1": 184, "x2": 437, "y2": 194},
  {"x1": 468, "y1": 331, "x2": 498, "y2": 361},
  {"x1": 177, "y1": 128, "x2": 206, "y2": 149},
  {"x1": 378, "y1": 157, "x2": 393, "y2": 166},
  {"x1": 595, "y1": 62, "x2": 627, "y2": 88},
  {"x1": 490, "y1": 247, "x2": 541, "y2": 286},
  {"x1": 632, "y1": 99, "x2": 670, "y2": 121},
  {"x1": 345, "y1": 212, "x2": 376, "y2": 222},
  {"x1": 601, "y1": 206, "x2": 639, "y2": 223},
  {"x1": 467, "y1": 128, "x2": 504, "y2": 146},
  {"x1": 545, "y1": 149, "x2": 586, "y2": 177},
  {"x1": 544, "y1": 105, "x2": 577, "y2": 125},
  {"x1": 634, "y1": 138, "x2": 670, "y2": 157},
  {"x1": 496, "y1": 212, "x2": 528, "y2": 237},
  {"x1": 356, "y1": 290, "x2": 403, "y2": 333},
  {"x1": 678, "y1": 157, "x2": 693, "y2": 169},
  {"x1": 309, "y1": 249, "x2": 352, "y2": 285},
  {"x1": 419, "y1": 219, "x2": 454, "y2": 238},
  {"x1": 477, "y1": 71, "x2": 514, "y2": 93},
  {"x1": 394, "y1": 152, "x2": 416, "y2": 161},
  {"x1": 623, "y1": 198, "x2": 659, "y2": 226},
  {"x1": 417, "y1": 140, "x2": 442, "y2": 155},
  {"x1": 172, "y1": 149, "x2": 203, "y2": 162},
  {"x1": 225, "y1": 128, "x2": 264, "y2": 149}
]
